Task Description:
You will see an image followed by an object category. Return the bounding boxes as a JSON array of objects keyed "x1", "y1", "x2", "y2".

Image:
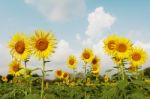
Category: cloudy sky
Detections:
[{"x1": 0, "y1": 0, "x2": 150, "y2": 78}]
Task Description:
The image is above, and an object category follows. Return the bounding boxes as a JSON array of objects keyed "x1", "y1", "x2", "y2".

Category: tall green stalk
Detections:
[
  {"x1": 41, "y1": 58, "x2": 46, "y2": 99},
  {"x1": 24, "y1": 60, "x2": 27, "y2": 79},
  {"x1": 120, "y1": 59, "x2": 125, "y2": 80}
]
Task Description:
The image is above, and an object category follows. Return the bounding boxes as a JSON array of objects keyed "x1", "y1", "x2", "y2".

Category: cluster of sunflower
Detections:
[
  {"x1": 7, "y1": 30, "x2": 57, "y2": 99},
  {"x1": 55, "y1": 69, "x2": 70, "y2": 81},
  {"x1": 55, "y1": 48, "x2": 101, "y2": 83},
  {"x1": 103, "y1": 34, "x2": 147, "y2": 78},
  {"x1": 8, "y1": 30, "x2": 56, "y2": 76}
]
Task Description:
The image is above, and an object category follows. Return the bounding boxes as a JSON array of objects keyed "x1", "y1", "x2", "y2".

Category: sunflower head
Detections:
[
  {"x1": 103, "y1": 34, "x2": 119, "y2": 56},
  {"x1": 129, "y1": 47, "x2": 147, "y2": 67},
  {"x1": 91, "y1": 64, "x2": 100, "y2": 74},
  {"x1": 91, "y1": 56, "x2": 100, "y2": 65},
  {"x1": 81, "y1": 48, "x2": 94, "y2": 63},
  {"x1": 67, "y1": 55, "x2": 77, "y2": 69},
  {"x1": 112, "y1": 57, "x2": 122, "y2": 65},
  {"x1": 9, "y1": 60, "x2": 21, "y2": 75},
  {"x1": 31, "y1": 30, "x2": 57, "y2": 59},
  {"x1": 1, "y1": 76, "x2": 8, "y2": 82},
  {"x1": 8, "y1": 33, "x2": 31, "y2": 61},
  {"x1": 55, "y1": 69, "x2": 63, "y2": 79},
  {"x1": 104, "y1": 74, "x2": 109, "y2": 83},
  {"x1": 62, "y1": 72, "x2": 70, "y2": 80},
  {"x1": 115, "y1": 37, "x2": 132, "y2": 59},
  {"x1": 128, "y1": 65, "x2": 138, "y2": 72}
]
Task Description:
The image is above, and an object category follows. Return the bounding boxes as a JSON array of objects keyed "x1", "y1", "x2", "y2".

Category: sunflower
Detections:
[
  {"x1": 104, "y1": 74, "x2": 109, "y2": 82},
  {"x1": 81, "y1": 48, "x2": 94, "y2": 63},
  {"x1": 55, "y1": 69, "x2": 63, "y2": 79},
  {"x1": 31, "y1": 30, "x2": 57, "y2": 59},
  {"x1": 115, "y1": 37, "x2": 132, "y2": 59},
  {"x1": 1, "y1": 76, "x2": 8, "y2": 82},
  {"x1": 91, "y1": 56, "x2": 100, "y2": 65},
  {"x1": 128, "y1": 65, "x2": 138, "y2": 72},
  {"x1": 67, "y1": 55, "x2": 77, "y2": 69},
  {"x1": 103, "y1": 34, "x2": 119, "y2": 56},
  {"x1": 9, "y1": 60, "x2": 21, "y2": 75},
  {"x1": 91, "y1": 64, "x2": 100, "y2": 74},
  {"x1": 129, "y1": 47, "x2": 147, "y2": 67},
  {"x1": 112, "y1": 57, "x2": 122, "y2": 65},
  {"x1": 8, "y1": 33, "x2": 31, "y2": 61},
  {"x1": 62, "y1": 72, "x2": 70, "y2": 80}
]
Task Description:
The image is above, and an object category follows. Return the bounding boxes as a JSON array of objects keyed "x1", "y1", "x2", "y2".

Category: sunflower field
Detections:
[{"x1": 0, "y1": 30, "x2": 150, "y2": 99}]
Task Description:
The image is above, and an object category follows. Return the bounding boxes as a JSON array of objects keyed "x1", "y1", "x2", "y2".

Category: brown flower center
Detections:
[
  {"x1": 13, "y1": 64, "x2": 19, "y2": 72},
  {"x1": 117, "y1": 43, "x2": 127, "y2": 52},
  {"x1": 132, "y1": 53, "x2": 141, "y2": 61},
  {"x1": 108, "y1": 40, "x2": 115, "y2": 50},
  {"x1": 83, "y1": 52, "x2": 90, "y2": 59},
  {"x1": 15, "y1": 41, "x2": 25, "y2": 54},
  {"x1": 63, "y1": 73, "x2": 68, "y2": 78},
  {"x1": 69, "y1": 59, "x2": 75, "y2": 65},
  {"x1": 36, "y1": 38, "x2": 48, "y2": 51},
  {"x1": 92, "y1": 58, "x2": 98, "y2": 65},
  {"x1": 57, "y1": 70, "x2": 62, "y2": 76}
]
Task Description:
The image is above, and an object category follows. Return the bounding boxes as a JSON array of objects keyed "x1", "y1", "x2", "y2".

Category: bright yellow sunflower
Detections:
[
  {"x1": 129, "y1": 47, "x2": 147, "y2": 67},
  {"x1": 9, "y1": 60, "x2": 21, "y2": 75},
  {"x1": 112, "y1": 57, "x2": 122, "y2": 65},
  {"x1": 104, "y1": 74, "x2": 109, "y2": 82},
  {"x1": 1, "y1": 76, "x2": 8, "y2": 82},
  {"x1": 62, "y1": 72, "x2": 70, "y2": 80},
  {"x1": 128, "y1": 65, "x2": 138, "y2": 72},
  {"x1": 81, "y1": 48, "x2": 94, "y2": 63},
  {"x1": 91, "y1": 56, "x2": 100, "y2": 65},
  {"x1": 91, "y1": 64, "x2": 100, "y2": 74},
  {"x1": 55, "y1": 69, "x2": 63, "y2": 79},
  {"x1": 67, "y1": 55, "x2": 77, "y2": 69},
  {"x1": 8, "y1": 33, "x2": 31, "y2": 61},
  {"x1": 103, "y1": 34, "x2": 119, "y2": 56},
  {"x1": 115, "y1": 37, "x2": 132, "y2": 59},
  {"x1": 31, "y1": 30, "x2": 57, "y2": 59}
]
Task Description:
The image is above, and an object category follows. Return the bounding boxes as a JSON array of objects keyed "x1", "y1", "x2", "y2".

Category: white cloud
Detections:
[
  {"x1": 51, "y1": 40, "x2": 74, "y2": 63},
  {"x1": 0, "y1": 44, "x2": 11, "y2": 75},
  {"x1": 76, "y1": 33, "x2": 81, "y2": 41},
  {"x1": 85, "y1": 7, "x2": 115, "y2": 37},
  {"x1": 24, "y1": 0, "x2": 86, "y2": 22}
]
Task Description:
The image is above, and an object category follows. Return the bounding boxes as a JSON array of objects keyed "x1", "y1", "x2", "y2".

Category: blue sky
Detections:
[{"x1": 0, "y1": 0, "x2": 150, "y2": 76}]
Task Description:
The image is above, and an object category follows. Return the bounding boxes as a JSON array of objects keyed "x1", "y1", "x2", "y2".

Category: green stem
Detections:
[
  {"x1": 41, "y1": 58, "x2": 46, "y2": 99},
  {"x1": 73, "y1": 69, "x2": 76, "y2": 81},
  {"x1": 84, "y1": 62, "x2": 87, "y2": 77},
  {"x1": 24, "y1": 60, "x2": 27, "y2": 79},
  {"x1": 120, "y1": 60, "x2": 125, "y2": 80}
]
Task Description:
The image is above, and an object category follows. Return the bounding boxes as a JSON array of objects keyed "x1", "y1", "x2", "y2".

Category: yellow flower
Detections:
[
  {"x1": 91, "y1": 64, "x2": 100, "y2": 74},
  {"x1": 103, "y1": 34, "x2": 119, "y2": 56},
  {"x1": 91, "y1": 56, "x2": 100, "y2": 65},
  {"x1": 129, "y1": 47, "x2": 147, "y2": 67},
  {"x1": 62, "y1": 72, "x2": 70, "y2": 80},
  {"x1": 1, "y1": 76, "x2": 8, "y2": 82},
  {"x1": 67, "y1": 55, "x2": 77, "y2": 69},
  {"x1": 145, "y1": 79, "x2": 150, "y2": 84},
  {"x1": 104, "y1": 74, "x2": 109, "y2": 82},
  {"x1": 115, "y1": 37, "x2": 132, "y2": 59},
  {"x1": 81, "y1": 48, "x2": 94, "y2": 63},
  {"x1": 31, "y1": 30, "x2": 57, "y2": 59},
  {"x1": 112, "y1": 57, "x2": 122, "y2": 65},
  {"x1": 8, "y1": 33, "x2": 31, "y2": 61},
  {"x1": 9, "y1": 60, "x2": 21, "y2": 75},
  {"x1": 128, "y1": 65, "x2": 138, "y2": 72},
  {"x1": 55, "y1": 69, "x2": 63, "y2": 79}
]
